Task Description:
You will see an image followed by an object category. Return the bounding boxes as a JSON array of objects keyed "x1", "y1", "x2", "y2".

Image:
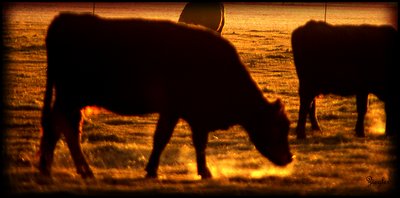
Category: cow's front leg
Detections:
[
  {"x1": 145, "y1": 113, "x2": 178, "y2": 178},
  {"x1": 191, "y1": 127, "x2": 212, "y2": 179},
  {"x1": 385, "y1": 99, "x2": 398, "y2": 137}
]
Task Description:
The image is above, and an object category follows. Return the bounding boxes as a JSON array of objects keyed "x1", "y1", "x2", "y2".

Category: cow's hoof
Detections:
[
  {"x1": 39, "y1": 168, "x2": 51, "y2": 177},
  {"x1": 355, "y1": 132, "x2": 365, "y2": 138},
  {"x1": 199, "y1": 169, "x2": 212, "y2": 180},
  {"x1": 145, "y1": 172, "x2": 158, "y2": 179},
  {"x1": 311, "y1": 126, "x2": 322, "y2": 131},
  {"x1": 385, "y1": 130, "x2": 395, "y2": 137},
  {"x1": 35, "y1": 172, "x2": 54, "y2": 185},
  {"x1": 201, "y1": 174, "x2": 212, "y2": 180},
  {"x1": 78, "y1": 170, "x2": 95, "y2": 179},
  {"x1": 295, "y1": 129, "x2": 306, "y2": 139},
  {"x1": 296, "y1": 134, "x2": 306, "y2": 139},
  {"x1": 82, "y1": 173, "x2": 95, "y2": 179}
]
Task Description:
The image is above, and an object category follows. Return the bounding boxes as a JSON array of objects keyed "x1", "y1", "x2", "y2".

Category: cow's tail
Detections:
[
  {"x1": 41, "y1": 17, "x2": 58, "y2": 135},
  {"x1": 41, "y1": 57, "x2": 54, "y2": 131}
]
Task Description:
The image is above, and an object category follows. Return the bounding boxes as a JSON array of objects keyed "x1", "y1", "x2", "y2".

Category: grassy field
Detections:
[{"x1": 2, "y1": 3, "x2": 398, "y2": 196}]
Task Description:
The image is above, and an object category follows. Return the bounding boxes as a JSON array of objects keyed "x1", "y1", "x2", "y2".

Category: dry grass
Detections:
[{"x1": 2, "y1": 3, "x2": 397, "y2": 196}]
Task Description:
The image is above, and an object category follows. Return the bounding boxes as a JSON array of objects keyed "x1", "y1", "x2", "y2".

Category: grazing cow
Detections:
[
  {"x1": 178, "y1": 2, "x2": 225, "y2": 34},
  {"x1": 40, "y1": 13, "x2": 293, "y2": 179},
  {"x1": 291, "y1": 20, "x2": 398, "y2": 139}
]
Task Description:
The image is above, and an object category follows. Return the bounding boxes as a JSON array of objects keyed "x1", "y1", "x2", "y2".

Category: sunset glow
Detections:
[
  {"x1": 366, "y1": 101, "x2": 386, "y2": 135},
  {"x1": 369, "y1": 113, "x2": 386, "y2": 135},
  {"x1": 186, "y1": 158, "x2": 294, "y2": 179},
  {"x1": 81, "y1": 106, "x2": 102, "y2": 117}
]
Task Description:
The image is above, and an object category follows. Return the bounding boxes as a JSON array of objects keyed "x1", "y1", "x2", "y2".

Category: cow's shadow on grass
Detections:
[
  {"x1": 228, "y1": 175, "x2": 315, "y2": 186},
  {"x1": 98, "y1": 176, "x2": 311, "y2": 195}
]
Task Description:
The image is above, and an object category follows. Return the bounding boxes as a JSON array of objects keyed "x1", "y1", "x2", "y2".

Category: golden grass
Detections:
[{"x1": 2, "y1": 3, "x2": 397, "y2": 196}]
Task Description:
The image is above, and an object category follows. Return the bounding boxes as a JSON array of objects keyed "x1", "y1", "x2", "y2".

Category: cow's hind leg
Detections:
[
  {"x1": 56, "y1": 104, "x2": 93, "y2": 178},
  {"x1": 39, "y1": 109, "x2": 61, "y2": 176},
  {"x1": 145, "y1": 113, "x2": 178, "y2": 178},
  {"x1": 385, "y1": 99, "x2": 399, "y2": 137},
  {"x1": 296, "y1": 91, "x2": 315, "y2": 139},
  {"x1": 191, "y1": 126, "x2": 212, "y2": 179},
  {"x1": 355, "y1": 93, "x2": 368, "y2": 137},
  {"x1": 309, "y1": 99, "x2": 322, "y2": 131}
]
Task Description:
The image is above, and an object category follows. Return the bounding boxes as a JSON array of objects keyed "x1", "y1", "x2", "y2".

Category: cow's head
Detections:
[{"x1": 243, "y1": 98, "x2": 293, "y2": 166}]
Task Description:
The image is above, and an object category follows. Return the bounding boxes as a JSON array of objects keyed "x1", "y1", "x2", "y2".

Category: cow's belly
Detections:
[
  {"x1": 107, "y1": 90, "x2": 167, "y2": 116},
  {"x1": 67, "y1": 73, "x2": 169, "y2": 115}
]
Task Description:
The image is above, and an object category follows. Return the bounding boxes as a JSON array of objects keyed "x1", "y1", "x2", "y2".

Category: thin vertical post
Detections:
[{"x1": 324, "y1": 2, "x2": 327, "y2": 22}]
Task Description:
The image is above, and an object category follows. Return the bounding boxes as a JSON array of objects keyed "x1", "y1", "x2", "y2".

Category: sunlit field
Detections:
[{"x1": 2, "y1": 2, "x2": 398, "y2": 195}]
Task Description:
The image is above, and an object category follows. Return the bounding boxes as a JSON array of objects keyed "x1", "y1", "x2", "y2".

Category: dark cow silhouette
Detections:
[
  {"x1": 39, "y1": 13, "x2": 293, "y2": 179},
  {"x1": 291, "y1": 20, "x2": 398, "y2": 139},
  {"x1": 178, "y1": 2, "x2": 225, "y2": 34}
]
